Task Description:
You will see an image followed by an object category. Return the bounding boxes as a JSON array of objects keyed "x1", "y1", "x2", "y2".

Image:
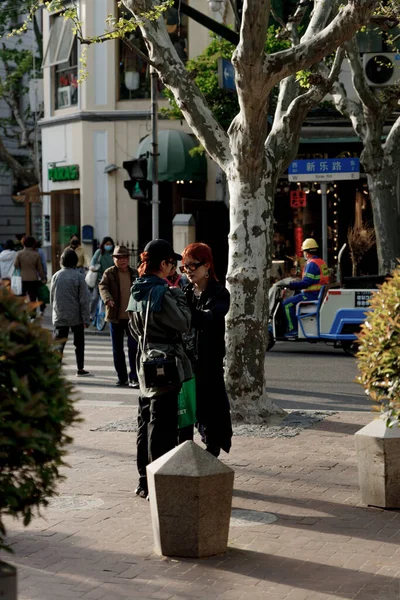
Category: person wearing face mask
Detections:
[
  {"x1": 66, "y1": 234, "x2": 89, "y2": 273},
  {"x1": 89, "y1": 237, "x2": 115, "y2": 323},
  {"x1": 179, "y1": 242, "x2": 232, "y2": 458}
]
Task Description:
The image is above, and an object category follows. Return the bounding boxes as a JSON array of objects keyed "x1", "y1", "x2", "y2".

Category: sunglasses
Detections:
[{"x1": 179, "y1": 261, "x2": 205, "y2": 273}]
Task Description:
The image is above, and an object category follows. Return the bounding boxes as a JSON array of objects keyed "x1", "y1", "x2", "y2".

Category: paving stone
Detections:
[{"x1": 4, "y1": 407, "x2": 400, "y2": 600}]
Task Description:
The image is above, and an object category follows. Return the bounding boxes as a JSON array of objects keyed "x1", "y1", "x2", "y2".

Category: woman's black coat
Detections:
[{"x1": 184, "y1": 279, "x2": 232, "y2": 453}]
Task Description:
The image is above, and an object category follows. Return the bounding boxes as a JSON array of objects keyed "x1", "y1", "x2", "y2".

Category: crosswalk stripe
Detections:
[
  {"x1": 64, "y1": 365, "x2": 117, "y2": 372},
  {"x1": 61, "y1": 337, "x2": 139, "y2": 406}
]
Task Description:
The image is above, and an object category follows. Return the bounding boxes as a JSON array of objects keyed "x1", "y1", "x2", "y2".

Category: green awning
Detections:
[{"x1": 137, "y1": 129, "x2": 207, "y2": 182}]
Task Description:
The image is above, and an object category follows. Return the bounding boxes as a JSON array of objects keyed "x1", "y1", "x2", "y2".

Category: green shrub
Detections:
[
  {"x1": 0, "y1": 290, "x2": 80, "y2": 549},
  {"x1": 357, "y1": 266, "x2": 400, "y2": 427}
]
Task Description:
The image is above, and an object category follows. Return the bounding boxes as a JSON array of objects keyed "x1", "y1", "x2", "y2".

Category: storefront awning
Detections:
[{"x1": 137, "y1": 129, "x2": 207, "y2": 182}]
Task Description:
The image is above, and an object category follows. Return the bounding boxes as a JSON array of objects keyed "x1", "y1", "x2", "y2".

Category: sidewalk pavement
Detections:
[{"x1": 4, "y1": 405, "x2": 400, "y2": 600}]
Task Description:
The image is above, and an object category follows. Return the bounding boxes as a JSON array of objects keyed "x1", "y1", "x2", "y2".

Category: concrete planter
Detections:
[
  {"x1": 147, "y1": 441, "x2": 234, "y2": 558},
  {"x1": 355, "y1": 418, "x2": 400, "y2": 508},
  {"x1": 0, "y1": 561, "x2": 17, "y2": 600}
]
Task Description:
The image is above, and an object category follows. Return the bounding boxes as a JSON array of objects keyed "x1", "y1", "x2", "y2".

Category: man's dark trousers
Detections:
[
  {"x1": 109, "y1": 319, "x2": 138, "y2": 383},
  {"x1": 136, "y1": 390, "x2": 179, "y2": 491},
  {"x1": 53, "y1": 324, "x2": 85, "y2": 370}
]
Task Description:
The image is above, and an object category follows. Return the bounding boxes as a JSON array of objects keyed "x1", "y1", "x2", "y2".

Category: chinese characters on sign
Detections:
[
  {"x1": 290, "y1": 190, "x2": 307, "y2": 208},
  {"x1": 288, "y1": 158, "x2": 360, "y2": 181}
]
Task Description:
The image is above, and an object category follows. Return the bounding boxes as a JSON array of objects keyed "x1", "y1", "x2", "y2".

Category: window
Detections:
[
  {"x1": 43, "y1": 13, "x2": 78, "y2": 109},
  {"x1": 119, "y1": 7, "x2": 188, "y2": 100}
]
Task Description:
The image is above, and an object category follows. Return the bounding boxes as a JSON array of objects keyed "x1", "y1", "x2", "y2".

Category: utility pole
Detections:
[
  {"x1": 150, "y1": 66, "x2": 159, "y2": 239},
  {"x1": 321, "y1": 182, "x2": 328, "y2": 263}
]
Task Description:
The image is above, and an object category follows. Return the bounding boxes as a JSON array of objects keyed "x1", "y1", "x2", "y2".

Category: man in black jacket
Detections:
[{"x1": 99, "y1": 245, "x2": 139, "y2": 387}]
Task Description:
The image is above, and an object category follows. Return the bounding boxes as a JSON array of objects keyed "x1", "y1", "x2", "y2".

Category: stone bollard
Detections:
[
  {"x1": 355, "y1": 418, "x2": 400, "y2": 508},
  {"x1": 0, "y1": 561, "x2": 17, "y2": 600},
  {"x1": 146, "y1": 441, "x2": 234, "y2": 558}
]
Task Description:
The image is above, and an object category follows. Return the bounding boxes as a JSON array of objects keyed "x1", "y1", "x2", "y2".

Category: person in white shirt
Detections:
[{"x1": 0, "y1": 240, "x2": 17, "y2": 279}]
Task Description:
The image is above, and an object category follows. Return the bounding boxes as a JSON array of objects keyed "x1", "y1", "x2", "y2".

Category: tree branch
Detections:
[
  {"x1": 268, "y1": 47, "x2": 346, "y2": 173},
  {"x1": 301, "y1": 0, "x2": 334, "y2": 43},
  {"x1": 275, "y1": 0, "x2": 337, "y2": 133},
  {"x1": 1, "y1": 47, "x2": 30, "y2": 148},
  {"x1": 383, "y1": 116, "x2": 400, "y2": 166},
  {"x1": 230, "y1": 0, "x2": 272, "y2": 147},
  {"x1": 344, "y1": 37, "x2": 380, "y2": 112},
  {"x1": 122, "y1": 0, "x2": 231, "y2": 170},
  {"x1": 264, "y1": 0, "x2": 378, "y2": 87},
  {"x1": 0, "y1": 136, "x2": 37, "y2": 186},
  {"x1": 324, "y1": 69, "x2": 367, "y2": 140}
]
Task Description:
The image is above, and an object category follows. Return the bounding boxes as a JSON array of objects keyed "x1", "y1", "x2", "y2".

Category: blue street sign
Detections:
[
  {"x1": 288, "y1": 158, "x2": 360, "y2": 181},
  {"x1": 218, "y1": 58, "x2": 236, "y2": 92}
]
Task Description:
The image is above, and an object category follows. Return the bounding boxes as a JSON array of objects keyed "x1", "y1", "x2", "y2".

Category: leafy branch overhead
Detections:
[{"x1": 162, "y1": 29, "x2": 290, "y2": 132}]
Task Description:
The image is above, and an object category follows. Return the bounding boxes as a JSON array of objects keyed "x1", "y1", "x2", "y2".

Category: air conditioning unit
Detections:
[
  {"x1": 363, "y1": 52, "x2": 400, "y2": 87},
  {"x1": 57, "y1": 86, "x2": 72, "y2": 108}
]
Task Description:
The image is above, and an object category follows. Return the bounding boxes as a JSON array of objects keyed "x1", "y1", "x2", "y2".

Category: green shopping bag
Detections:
[
  {"x1": 178, "y1": 376, "x2": 197, "y2": 429},
  {"x1": 38, "y1": 282, "x2": 50, "y2": 304}
]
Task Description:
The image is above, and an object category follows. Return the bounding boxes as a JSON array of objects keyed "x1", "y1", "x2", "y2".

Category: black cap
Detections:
[{"x1": 144, "y1": 239, "x2": 182, "y2": 262}]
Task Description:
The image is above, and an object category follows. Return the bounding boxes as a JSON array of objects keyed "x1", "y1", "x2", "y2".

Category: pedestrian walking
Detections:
[
  {"x1": 65, "y1": 234, "x2": 89, "y2": 273},
  {"x1": 179, "y1": 242, "x2": 232, "y2": 457},
  {"x1": 0, "y1": 240, "x2": 17, "y2": 279},
  {"x1": 51, "y1": 249, "x2": 91, "y2": 376},
  {"x1": 14, "y1": 236, "x2": 46, "y2": 302},
  {"x1": 89, "y1": 237, "x2": 115, "y2": 322},
  {"x1": 98, "y1": 245, "x2": 139, "y2": 387},
  {"x1": 127, "y1": 239, "x2": 192, "y2": 498}
]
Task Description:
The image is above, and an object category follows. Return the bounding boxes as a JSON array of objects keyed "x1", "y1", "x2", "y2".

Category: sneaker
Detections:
[
  {"x1": 129, "y1": 380, "x2": 140, "y2": 389},
  {"x1": 116, "y1": 380, "x2": 129, "y2": 387},
  {"x1": 77, "y1": 369, "x2": 91, "y2": 376},
  {"x1": 135, "y1": 485, "x2": 148, "y2": 499}
]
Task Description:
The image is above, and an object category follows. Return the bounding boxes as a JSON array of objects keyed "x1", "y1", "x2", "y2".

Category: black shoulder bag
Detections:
[{"x1": 141, "y1": 288, "x2": 181, "y2": 388}]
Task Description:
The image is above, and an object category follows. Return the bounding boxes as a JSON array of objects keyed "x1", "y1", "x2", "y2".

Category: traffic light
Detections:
[{"x1": 123, "y1": 157, "x2": 148, "y2": 200}]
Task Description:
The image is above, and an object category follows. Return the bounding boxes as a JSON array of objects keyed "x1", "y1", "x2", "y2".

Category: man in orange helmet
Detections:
[{"x1": 281, "y1": 238, "x2": 329, "y2": 337}]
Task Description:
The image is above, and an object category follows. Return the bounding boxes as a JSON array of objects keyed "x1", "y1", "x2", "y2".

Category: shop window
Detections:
[
  {"x1": 43, "y1": 13, "x2": 78, "y2": 109},
  {"x1": 119, "y1": 7, "x2": 187, "y2": 100}
]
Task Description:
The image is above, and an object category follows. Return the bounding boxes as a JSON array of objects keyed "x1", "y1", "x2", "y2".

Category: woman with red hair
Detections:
[{"x1": 179, "y1": 242, "x2": 232, "y2": 456}]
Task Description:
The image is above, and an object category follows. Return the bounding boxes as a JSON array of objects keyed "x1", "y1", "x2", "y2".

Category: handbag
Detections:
[
  {"x1": 85, "y1": 258, "x2": 100, "y2": 289},
  {"x1": 38, "y1": 282, "x2": 50, "y2": 304},
  {"x1": 178, "y1": 376, "x2": 197, "y2": 429},
  {"x1": 11, "y1": 269, "x2": 22, "y2": 296},
  {"x1": 141, "y1": 288, "x2": 181, "y2": 388}
]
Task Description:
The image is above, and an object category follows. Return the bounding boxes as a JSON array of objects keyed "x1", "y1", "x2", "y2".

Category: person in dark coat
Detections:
[
  {"x1": 179, "y1": 242, "x2": 232, "y2": 457},
  {"x1": 127, "y1": 239, "x2": 192, "y2": 498},
  {"x1": 98, "y1": 245, "x2": 138, "y2": 387}
]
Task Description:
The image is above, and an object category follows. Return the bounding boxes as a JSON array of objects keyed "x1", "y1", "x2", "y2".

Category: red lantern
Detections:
[{"x1": 294, "y1": 226, "x2": 304, "y2": 257}]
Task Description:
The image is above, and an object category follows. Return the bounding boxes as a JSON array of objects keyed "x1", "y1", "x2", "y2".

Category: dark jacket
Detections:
[
  {"x1": 184, "y1": 279, "x2": 232, "y2": 453},
  {"x1": 99, "y1": 265, "x2": 137, "y2": 323},
  {"x1": 127, "y1": 275, "x2": 192, "y2": 397}
]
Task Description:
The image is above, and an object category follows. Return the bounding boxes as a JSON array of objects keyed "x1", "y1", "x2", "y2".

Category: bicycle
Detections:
[{"x1": 92, "y1": 296, "x2": 106, "y2": 331}]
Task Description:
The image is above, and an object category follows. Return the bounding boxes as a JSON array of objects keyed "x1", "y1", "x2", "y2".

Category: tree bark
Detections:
[
  {"x1": 0, "y1": 136, "x2": 37, "y2": 186},
  {"x1": 121, "y1": 0, "x2": 378, "y2": 421},
  {"x1": 328, "y1": 40, "x2": 400, "y2": 275},
  {"x1": 366, "y1": 168, "x2": 400, "y2": 274},
  {"x1": 225, "y1": 172, "x2": 285, "y2": 421}
]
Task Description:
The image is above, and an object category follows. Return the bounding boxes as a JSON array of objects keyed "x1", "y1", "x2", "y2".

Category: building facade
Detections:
[
  {"x1": 0, "y1": 15, "x2": 37, "y2": 243},
  {"x1": 39, "y1": 0, "x2": 229, "y2": 273}
]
